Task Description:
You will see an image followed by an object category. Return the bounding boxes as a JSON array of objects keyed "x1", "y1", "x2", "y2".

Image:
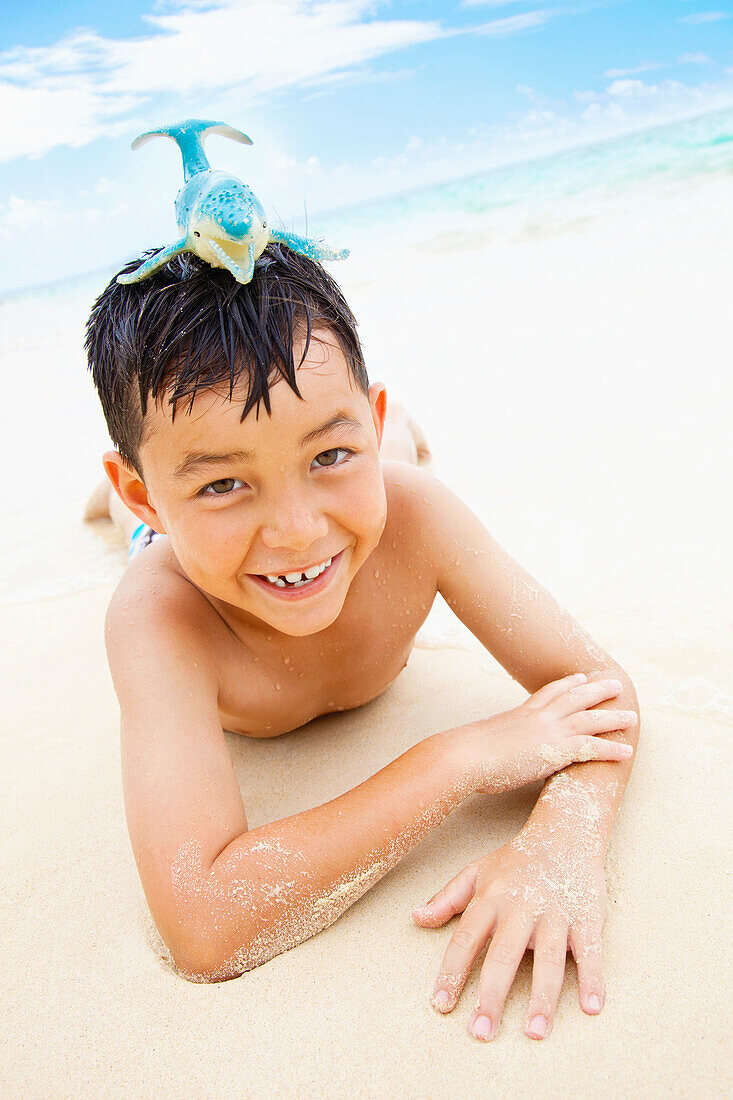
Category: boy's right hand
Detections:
[{"x1": 460, "y1": 673, "x2": 636, "y2": 795}]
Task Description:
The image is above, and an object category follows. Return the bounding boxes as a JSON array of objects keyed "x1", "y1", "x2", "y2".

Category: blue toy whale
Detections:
[{"x1": 116, "y1": 119, "x2": 348, "y2": 285}]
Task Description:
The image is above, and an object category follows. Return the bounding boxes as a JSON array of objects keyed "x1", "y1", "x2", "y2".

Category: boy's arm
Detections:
[
  {"x1": 107, "y1": 568, "x2": 477, "y2": 984},
  {"x1": 409, "y1": 466, "x2": 639, "y2": 1036},
  {"x1": 416, "y1": 466, "x2": 638, "y2": 833}
]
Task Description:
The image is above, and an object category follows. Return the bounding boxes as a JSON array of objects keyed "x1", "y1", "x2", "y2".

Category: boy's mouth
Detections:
[{"x1": 249, "y1": 551, "x2": 343, "y2": 600}]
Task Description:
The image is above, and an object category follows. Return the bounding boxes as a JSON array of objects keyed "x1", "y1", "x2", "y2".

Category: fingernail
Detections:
[
  {"x1": 412, "y1": 905, "x2": 429, "y2": 918},
  {"x1": 587, "y1": 994, "x2": 602, "y2": 1012},
  {"x1": 620, "y1": 744, "x2": 633, "y2": 755},
  {"x1": 432, "y1": 991, "x2": 450, "y2": 1011},
  {"x1": 472, "y1": 1015, "x2": 494, "y2": 1041},
  {"x1": 527, "y1": 1014, "x2": 547, "y2": 1038}
]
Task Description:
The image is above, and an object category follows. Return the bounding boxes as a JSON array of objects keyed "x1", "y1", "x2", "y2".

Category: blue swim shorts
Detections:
[{"x1": 128, "y1": 523, "x2": 165, "y2": 561}]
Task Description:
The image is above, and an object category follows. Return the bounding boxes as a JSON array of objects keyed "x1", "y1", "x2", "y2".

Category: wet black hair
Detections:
[{"x1": 85, "y1": 242, "x2": 368, "y2": 477}]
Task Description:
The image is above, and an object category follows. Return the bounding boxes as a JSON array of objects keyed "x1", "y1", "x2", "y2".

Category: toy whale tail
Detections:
[{"x1": 131, "y1": 118, "x2": 253, "y2": 182}]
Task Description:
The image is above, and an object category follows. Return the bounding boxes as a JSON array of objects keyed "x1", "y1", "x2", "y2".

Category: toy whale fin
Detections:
[
  {"x1": 131, "y1": 119, "x2": 253, "y2": 182},
  {"x1": 268, "y1": 228, "x2": 349, "y2": 263},
  {"x1": 116, "y1": 237, "x2": 189, "y2": 284}
]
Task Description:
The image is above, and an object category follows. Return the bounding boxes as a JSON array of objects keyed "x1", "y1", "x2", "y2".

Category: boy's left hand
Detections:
[{"x1": 412, "y1": 825, "x2": 608, "y2": 1041}]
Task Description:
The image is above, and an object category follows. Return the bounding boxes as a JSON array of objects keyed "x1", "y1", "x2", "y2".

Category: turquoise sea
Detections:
[{"x1": 310, "y1": 105, "x2": 733, "y2": 254}]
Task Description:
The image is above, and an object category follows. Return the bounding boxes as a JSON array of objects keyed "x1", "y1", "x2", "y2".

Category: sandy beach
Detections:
[{"x1": 1, "y1": 168, "x2": 731, "y2": 1097}]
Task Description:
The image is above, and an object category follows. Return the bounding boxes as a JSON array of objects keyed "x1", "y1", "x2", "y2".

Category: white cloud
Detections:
[
  {"x1": 461, "y1": 0, "x2": 535, "y2": 6},
  {"x1": 679, "y1": 11, "x2": 730, "y2": 24},
  {"x1": 0, "y1": 188, "x2": 133, "y2": 240},
  {"x1": 0, "y1": 194, "x2": 60, "y2": 234},
  {"x1": 574, "y1": 74, "x2": 733, "y2": 129},
  {"x1": 605, "y1": 61, "x2": 661, "y2": 79},
  {"x1": 472, "y1": 10, "x2": 555, "y2": 36},
  {"x1": 0, "y1": 0, "x2": 444, "y2": 163},
  {"x1": 606, "y1": 52, "x2": 714, "y2": 80}
]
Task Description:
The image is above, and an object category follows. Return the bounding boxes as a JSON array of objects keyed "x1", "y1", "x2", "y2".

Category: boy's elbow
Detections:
[
  {"x1": 164, "y1": 902, "x2": 268, "y2": 983},
  {"x1": 168, "y1": 929, "x2": 248, "y2": 984}
]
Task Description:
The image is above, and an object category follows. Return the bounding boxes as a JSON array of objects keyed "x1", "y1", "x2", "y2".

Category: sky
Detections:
[{"x1": 1, "y1": 0, "x2": 732, "y2": 293}]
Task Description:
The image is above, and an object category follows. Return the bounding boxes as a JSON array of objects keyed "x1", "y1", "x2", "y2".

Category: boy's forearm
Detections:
[
  {"x1": 525, "y1": 670, "x2": 640, "y2": 851},
  {"x1": 174, "y1": 725, "x2": 475, "y2": 982}
]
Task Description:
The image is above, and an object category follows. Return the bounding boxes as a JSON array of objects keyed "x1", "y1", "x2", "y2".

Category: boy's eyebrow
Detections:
[{"x1": 172, "y1": 413, "x2": 365, "y2": 479}]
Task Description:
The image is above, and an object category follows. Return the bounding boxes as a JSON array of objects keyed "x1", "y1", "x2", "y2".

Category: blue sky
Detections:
[{"x1": 1, "y1": 0, "x2": 731, "y2": 293}]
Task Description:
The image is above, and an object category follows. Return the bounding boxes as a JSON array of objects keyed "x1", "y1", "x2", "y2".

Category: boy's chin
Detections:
[{"x1": 245, "y1": 597, "x2": 346, "y2": 637}]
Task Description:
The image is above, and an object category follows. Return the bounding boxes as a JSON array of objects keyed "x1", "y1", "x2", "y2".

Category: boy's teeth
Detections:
[{"x1": 264, "y1": 556, "x2": 333, "y2": 588}]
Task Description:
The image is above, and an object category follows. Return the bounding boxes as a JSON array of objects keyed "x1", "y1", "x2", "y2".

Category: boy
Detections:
[{"x1": 85, "y1": 243, "x2": 639, "y2": 1044}]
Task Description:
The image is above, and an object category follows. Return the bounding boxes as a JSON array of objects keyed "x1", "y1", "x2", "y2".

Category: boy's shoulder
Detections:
[
  {"x1": 380, "y1": 459, "x2": 448, "y2": 547},
  {"x1": 380, "y1": 458, "x2": 439, "y2": 515},
  {"x1": 104, "y1": 539, "x2": 223, "y2": 677}
]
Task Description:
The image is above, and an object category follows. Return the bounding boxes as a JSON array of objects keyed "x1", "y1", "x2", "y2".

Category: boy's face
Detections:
[{"x1": 109, "y1": 329, "x2": 388, "y2": 638}]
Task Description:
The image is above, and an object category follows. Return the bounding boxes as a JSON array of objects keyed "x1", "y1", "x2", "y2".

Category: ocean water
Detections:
[
  {"x1": 0, "y1": 104, "x2": 731, "y2": 606},
  {"x1": 309, "y1": 105, "x2": 733, "y2": 253}
]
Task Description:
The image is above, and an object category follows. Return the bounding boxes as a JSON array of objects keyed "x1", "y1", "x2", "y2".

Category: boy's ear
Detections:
[
  {"x1": 102, "y1": 450, "x2": 166, "y2": 533},
  {"x1": 368, "y1": 382, "x2": 388, "y2": 449}
]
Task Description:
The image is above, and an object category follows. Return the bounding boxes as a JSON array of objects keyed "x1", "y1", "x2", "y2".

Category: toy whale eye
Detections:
[
  {"x1": 262, "y1": 220, "x2": 267, "y2": 229},
  {"x1": 194, "y1": 231, "x2": 201, "y2": 237}
]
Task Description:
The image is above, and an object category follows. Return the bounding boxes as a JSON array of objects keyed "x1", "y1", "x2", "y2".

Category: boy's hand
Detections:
[
  {"x1": 462, "y1": 673, "x2": 635, "y2": 795},
  {"x1": 412, "y1": 820, "x2": 608, "y2": 1041}
]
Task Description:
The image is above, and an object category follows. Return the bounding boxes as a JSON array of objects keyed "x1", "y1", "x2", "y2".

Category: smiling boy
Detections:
[{"x1": 86, "y1": 243, "x2": 639, "y2": 1043}]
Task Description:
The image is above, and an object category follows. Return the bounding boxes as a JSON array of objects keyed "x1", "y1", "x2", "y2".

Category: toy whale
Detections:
[{"x1": 116, "y1": 118, "x2": 348, "y2": 285}]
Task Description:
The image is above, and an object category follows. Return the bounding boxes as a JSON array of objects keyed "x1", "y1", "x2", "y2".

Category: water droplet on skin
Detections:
[
  {"x1": 374, "y1": 569, "x2": 380, "y2": 578},
  {"x1": 275, "y1": 683, "x2": 282, "y2": 690}
]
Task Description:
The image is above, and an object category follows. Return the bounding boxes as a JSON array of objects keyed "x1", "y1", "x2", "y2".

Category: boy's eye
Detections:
[
  {"x1": 199, "y1": 450, "x2": 352, "y2": 496},
  {"x1": 200, "y1": 477, "x2": 245, "y2": 496},
  {"x1": 313, "y1": 448, "x2": 351, "y2": 468}
]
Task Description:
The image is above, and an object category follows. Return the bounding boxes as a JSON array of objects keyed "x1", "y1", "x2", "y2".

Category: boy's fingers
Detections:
[
  {"x1": 525, "y1": 672, "x2": 586, "y2": 709},
  {"x1": 468, "y1": 914, "x2": 534, "y2": 1041},
  {"x1": 550, "y1": 677, "x2": 624, "y2": 718},
  {"x1": 568, "y1": 736, "x2": 633, "y2": 763},
  {"x1": 570, "y1": 709, "x2": 638, "y2": 736},
  {"x1": 412, "y1": 863, "x2": 478, "y2": 928},
  {"x1": 430, "y1": 899, "x2": 497, "y2": 1014},
  {"x1": 569, "y1": 924, "x2": 605, "y2": 1015},
  {"x1": 524, "y1": 917, "x2": 568, "y2": 1040}
]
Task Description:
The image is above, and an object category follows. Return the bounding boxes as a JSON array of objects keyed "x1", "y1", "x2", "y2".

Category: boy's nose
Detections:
[{"x1": 259, "y1": 499, "x2": 330, "y2": 552}]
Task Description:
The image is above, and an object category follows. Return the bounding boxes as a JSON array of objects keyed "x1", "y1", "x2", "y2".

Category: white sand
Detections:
[{"x1": 1, "y1": 176, "x2": 731, "y2": 1097}]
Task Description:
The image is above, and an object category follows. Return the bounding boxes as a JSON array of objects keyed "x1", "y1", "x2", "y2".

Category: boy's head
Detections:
[{"x1": 87, "y1": 243, "x2": 389, "y2": 637}]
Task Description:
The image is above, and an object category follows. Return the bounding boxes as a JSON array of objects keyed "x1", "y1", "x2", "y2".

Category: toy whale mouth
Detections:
[{"x1": 211, "y1": 234, "x2": 251, "y2": 258}]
